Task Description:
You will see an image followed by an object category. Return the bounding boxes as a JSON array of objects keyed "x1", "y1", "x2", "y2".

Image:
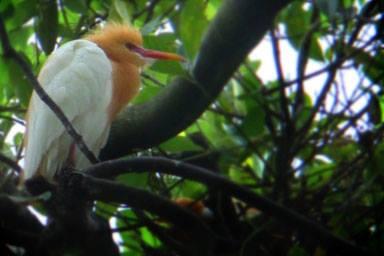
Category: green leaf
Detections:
[
  {"x1": 140, "y1": 227, "x2": 162, "y2": 247},
  {"x1": 0, "y1": 58, "x2": 13, "y2": 104},
  {"x1": 295, "y1": 93, "x2": 313, "y2": 129},
  {"x1": 306, "y1": 162, "x2": 334, "y2": 188},
  {"x1": 241, "y1": 101, "x2": 265, "y2": 138},
  {"x1": 216, "y1": 81, "x2": 244, "y2": 114},
  {"x1": 140, "y1": 16, "x2": 162, "y2": 35},
  {"x1": 2, "y1": 0, "x2": 38, "y2": 30},
  {"x1": 179, "y1": 0, "x2": 208, "y2": 59},
  {"x1": 288, "y1": 245, "x2": 309, "y2": 256},
  {"x1": 172, "y1": 180, "x2": 207, "y2": 199},
  {"x1": 116, "y1": 210, "x2": 143, "y2": 255},
  {"x1": 362, "y1": 55, "x2": 384, "y2": 85},
  {"x1": 0, "y1": 0, "x2": 12, "y2": 13},
  {"x1": 90, "y1": 0, "x2": 110, "y2": 13},
  {"x1": 317, "y1": 0, "x2": 342, "y2": 19},
  {"x1": 133, "y1": 85, "x2": 161, "y2": 105},
  {"x1": 121, "y1": 250, "x2": 142, "y2": 256},
  {"x1": 346, "y1": 46, "x2": 384, "y2": 85},
  {"x1": 283, "y1": 3, "x2": 324, "y2": 61},
  {"x1": 132, "y1": 82, "x2": 161, "y2": 104},
  {"x1": 283, "y1": 3, "x2": 310, "y2": 49},
  {"x1": 35, "y1": 0, "x2": 58, "y2": 54},
  {"x1": 228, "y1": 165, "x2": 255, "y2": 186},
  {"x1": 308, "y1": 38, "x2": 324, "y2": 61},
  {"x1": 239, "y1": 61, "x2": 262, "y2": 90},
  {"x1": 367, "y1": 92, "x2": 381, "y2": 125},
  {"x1": 323, "y1": 138, "x2": 358, "y2": 162},
  {"x1": 160, "y1": 135, "x2": 202, "y2": 153},
  {"x1": 109, "y1": 0, "x2": 132, "y2": 23},
  {"x1": 378, "y1": 96, "x2": 384, "y2": 124},
  {"x1": 95, "y1": 201, "x2": 117, "y2": 219},
  {"x1": 144, "y1": 33, "x2": 184, "y2": 75},
  {"x1": 243, "y1": 154, "x2": 264, "y2": 179},
  {"x1": 117, "y1": 173, "x2": 149, "y2": 189},
  {"x1": 199, "y1": 112, "x2": 236, "y2": 148},
  {"x1": 5, "y1": 57, "x2": 33, "y2": 106},
  {"x1": 205, "y1": 0, "x2": 221, "y2": 20},
  {"x1": 9, "y1": 25, "x2": 34, "y2": 52},
  {"x1": 13, "y1": 132, "x2": 24, "y2": 148},
  {"x1": 63, "y1": 0, "x2": 88, "y2": 13}
]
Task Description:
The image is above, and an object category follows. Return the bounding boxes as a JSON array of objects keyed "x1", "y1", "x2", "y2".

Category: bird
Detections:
[
  {"x1": 173, "y1": 197, "x2": 213, "y2": 218},
  {"x1": 23, "y1": 23, "x2": 183, "y2": 182}
]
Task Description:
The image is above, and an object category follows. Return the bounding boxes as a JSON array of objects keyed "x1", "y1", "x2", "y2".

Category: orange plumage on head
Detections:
[{"x1": 86, "y1": 24, "x2": 144, "y2": 118}]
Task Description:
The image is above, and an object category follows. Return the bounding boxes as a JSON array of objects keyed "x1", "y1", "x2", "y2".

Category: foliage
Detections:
[{"x1": 0, "y1": 0, "x2": 384, "y2": 255}]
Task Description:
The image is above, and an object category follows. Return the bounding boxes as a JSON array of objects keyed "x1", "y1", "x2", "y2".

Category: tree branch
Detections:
[
  {"x1": 84, "y1": 156, "x2": 366, "y2": 254},
  {"x1": 80, "y1": 174, "x2": 215, "y2": 255},
  {"x1": 0, "y1": 195, "x2": 43, "y2": 251},
  {"x1": 101, "y1": 0, "x2": 292, "y2": 159}
]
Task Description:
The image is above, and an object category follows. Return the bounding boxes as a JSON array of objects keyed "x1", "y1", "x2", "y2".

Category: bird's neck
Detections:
[{"x1": 108, "y1": 61, "x2": 140, "y2": 120}]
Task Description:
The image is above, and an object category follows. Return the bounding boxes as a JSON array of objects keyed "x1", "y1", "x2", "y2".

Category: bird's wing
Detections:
[{"x1": 23, "y1": 39, "x2": 113, "y2": 181}]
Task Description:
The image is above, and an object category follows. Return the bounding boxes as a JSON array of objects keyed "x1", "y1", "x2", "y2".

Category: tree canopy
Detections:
[{"x1": 0, "y1": 0, "x2": 383, "y2": 255}]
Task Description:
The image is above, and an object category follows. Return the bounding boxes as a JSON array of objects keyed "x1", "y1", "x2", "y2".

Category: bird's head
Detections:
[{"x1": 86, "y1": 23, "x2": 183, "y2": 66}]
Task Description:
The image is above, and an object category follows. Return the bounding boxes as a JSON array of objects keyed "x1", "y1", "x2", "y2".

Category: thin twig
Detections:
[
  {"x1": 293, "y1": 9, "x2": 319, "y2": 116},
  {"x1": 141, "y1": 72, "x2": 166, "y2": 87},
  {"x1": 270, "y1": 29, "x2": 291, "y2": 127},
  {"x1": 0, "y1": 114, "x2": 25, "y2": 126},
  {"x1": 0, "y1": 153, "x2": 22, "y2": 174},
  {"x1": 270, "y1": 28, "x2": 294, "y2": 201}
]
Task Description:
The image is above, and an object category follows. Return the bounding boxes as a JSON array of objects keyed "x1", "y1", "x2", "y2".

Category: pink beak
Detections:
[{"x1": 130, "y1": 45, "x2": 185, "y2": 62}]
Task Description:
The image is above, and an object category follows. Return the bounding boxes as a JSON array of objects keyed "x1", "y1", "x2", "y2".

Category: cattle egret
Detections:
[{"x1": 23, "y1": 24, "x2": 183, "y2": 182}]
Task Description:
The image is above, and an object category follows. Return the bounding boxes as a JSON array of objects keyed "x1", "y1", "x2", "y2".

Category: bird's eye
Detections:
[{"x1": 125, "y1": 43, "x2": 135, "y2": 50}]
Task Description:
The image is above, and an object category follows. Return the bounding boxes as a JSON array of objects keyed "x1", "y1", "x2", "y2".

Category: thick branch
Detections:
[
  {"x1": 101, "y1": 0, "x2": 291, "y2": 159},
  {"x1": 0, "y1": 195, "x2": 43, "y2": 251},
  {"x1": 80, "y1": 175, "x2": 215, "y2": 255},
  {"x1": 84, "y1": 156, "x2": 366, "y2": 254}
]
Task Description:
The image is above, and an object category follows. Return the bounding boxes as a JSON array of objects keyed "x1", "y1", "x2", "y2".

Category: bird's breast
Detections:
[{"x1": 108, "y1": 62, "x2": 141, "y2": 119}]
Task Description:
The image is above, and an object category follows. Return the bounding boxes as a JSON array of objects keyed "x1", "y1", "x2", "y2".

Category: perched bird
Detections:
[
  {"x1": 173, "y1": 197, "x2": 213, "y2": 218},
  {"x1": 23, "y1": 23, "x2": 183, "y2": 182}
]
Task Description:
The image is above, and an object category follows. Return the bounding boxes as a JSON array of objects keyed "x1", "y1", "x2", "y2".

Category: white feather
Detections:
[{"x1": 24, "y1": 39, "x2": 113, "y2": 181}]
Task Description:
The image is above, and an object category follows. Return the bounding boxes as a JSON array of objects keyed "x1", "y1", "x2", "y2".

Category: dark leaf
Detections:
[{"x1": 35, "y1": 0, "x2": 59, "y2": 54}]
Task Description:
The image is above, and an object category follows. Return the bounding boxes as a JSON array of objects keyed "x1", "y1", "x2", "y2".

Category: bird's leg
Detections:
[
  {"x1": 67, "y1": 142, "x2": 77, "y2": 168},
  {"x1": 56, "y1": 143, "x2": 78, "y2": 180}
]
